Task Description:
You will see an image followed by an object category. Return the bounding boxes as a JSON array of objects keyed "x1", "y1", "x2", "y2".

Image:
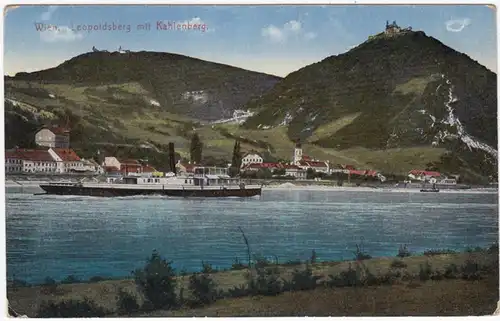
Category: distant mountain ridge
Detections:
[
  {"x1": 4, "y1": 32, "x2": 498, "y2": 182},
  {"x1": 10, "y1": 51, "x2": 282, "y2": 121}
]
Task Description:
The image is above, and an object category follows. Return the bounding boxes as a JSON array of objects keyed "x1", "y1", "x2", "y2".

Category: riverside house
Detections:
[
  {"x1": 35, "y1": 126, "x2": 70, "y2": 149},
  {"x1": 48, "y1": 148, "x2": 83, "y2": 173},
  {"x1": 241, "y1": 152, "x2": 263, "y2": 168},
  {"x1": 4, "y1": 148, "x2": 101, "y2": 174},
  {"x1": 408, "y1": 169, "x2": 442, "y2": 181},
  {"x1": 5, "y1": 149, "x2": 57, "y2": 173},
  {"x1": 175, "y1": 160, "x2": 197, "y2": 175}
]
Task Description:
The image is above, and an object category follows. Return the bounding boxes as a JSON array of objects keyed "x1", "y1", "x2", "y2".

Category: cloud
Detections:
[
  {"x1": 261, "y1": 20, "x2": 315, "y2": 43},
  {"x1": 40, "y1": 6, "x2": 57, "y2": 21},
  {"x1": 261, "y1": 25, "x2": 287, "y2": 42},
  {"x1": 445, "y1": 18, "x2": 471, "y2": 32},
  {"x1": 39, "y1": 26, "x2": 84, "y2": 43}
]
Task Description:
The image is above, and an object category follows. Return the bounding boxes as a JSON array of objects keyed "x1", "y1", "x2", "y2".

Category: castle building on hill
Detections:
[{"x1": 384, "y1": 20, "x2": 412, "y2": 36}]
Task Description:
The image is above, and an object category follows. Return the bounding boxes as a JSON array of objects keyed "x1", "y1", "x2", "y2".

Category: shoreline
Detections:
[
  {"x1": 5, "y1": 180, "x2": 498, "y2": 195},
  {"x1": 7, "y1": 247, "x2": 499, "y2": 317}
]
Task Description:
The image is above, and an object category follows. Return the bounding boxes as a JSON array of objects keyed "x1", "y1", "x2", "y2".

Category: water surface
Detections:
[{"x1": 5, "y1": 189, "x2": 498, "y2": 283}]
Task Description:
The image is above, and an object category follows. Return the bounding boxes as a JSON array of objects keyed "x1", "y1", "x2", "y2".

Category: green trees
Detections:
[
  {"x1": 133, "y1": 250, "x2": 177, "y2": 309},
  {"x1": 190, "y1": 133, "x2": 203, "y2": 164},
  {"x1": 229, "y1": 140, "x2": 242, "y2": 177}
]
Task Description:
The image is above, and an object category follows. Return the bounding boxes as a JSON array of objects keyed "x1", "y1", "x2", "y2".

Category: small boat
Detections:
[{"x1": 39, "y1": 167, "x2": 262, "y2": 198}]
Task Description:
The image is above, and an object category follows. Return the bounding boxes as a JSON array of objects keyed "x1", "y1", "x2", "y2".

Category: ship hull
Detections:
[{"x1": 39, "y1": 184, "x2": 262, "y2": 198}]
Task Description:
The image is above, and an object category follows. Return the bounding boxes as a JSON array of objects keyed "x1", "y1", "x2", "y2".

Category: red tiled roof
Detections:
[
  {"x1": 302, "y1": 155, "x2": 311, "y2": 161},
  {"x1": 348, "y1": 170, "x2": 367, "y2": 176},
  {"x1": 409, "y1": 170, "x2": 441, "y2": 177},
  {"x1": 120, "y1": 159, "x2": 141, "y2": 165},
  {"x1": 52, "y1": 148, "x2": 81, "y2": 161},
  {"x1": 177, "y1": 163, "x2": 196, "y2": 172},
  {"x1": 348, "y1": 169, "x2": 379, "y2": 177},
  {"x1": 299, "y1": 160, "x2": 328, "y2": 167},
  {"x1": 243, "y1": 162, "x2": 283, "y2": 170},
  {"x1": 103, "y1": 165, "x2": 120, "y2": 172},
  {"x1": 10, "y1": 149, "x2": 55, "y2": 161},
  {"x1": 142, "y1": 165, "x2": 157, "y2": 172},
  {"x1": 121, "y1": 164, "x2": 141, "y2": 170},
  {"x1": 5, "y1": 150, "x2": 22, "y2": 159}
]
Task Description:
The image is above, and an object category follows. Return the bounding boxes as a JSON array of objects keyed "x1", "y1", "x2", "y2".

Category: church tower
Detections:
[{"x1": 293, "y1": 140, "x2": 303, "y2": 165}]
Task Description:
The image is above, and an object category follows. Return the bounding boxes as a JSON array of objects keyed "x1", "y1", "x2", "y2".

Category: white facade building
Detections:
[{"x1": 241, "y1": 153, "x2": 263, "y2": 168}]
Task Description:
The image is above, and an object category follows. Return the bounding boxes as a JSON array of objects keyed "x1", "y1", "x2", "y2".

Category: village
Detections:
[{"x1": 4, "y1": 125, "x2": 455, "y2": 185}]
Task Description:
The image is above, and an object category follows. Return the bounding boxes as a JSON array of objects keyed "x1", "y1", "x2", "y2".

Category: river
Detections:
[{"x1": 5, "y1": 188, "x2": 498, "y2": 284}]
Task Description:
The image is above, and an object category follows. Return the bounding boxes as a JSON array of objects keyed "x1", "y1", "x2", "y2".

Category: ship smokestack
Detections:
[{"x1": 168, "y1": 142, "x2": 176, "y2": 175}]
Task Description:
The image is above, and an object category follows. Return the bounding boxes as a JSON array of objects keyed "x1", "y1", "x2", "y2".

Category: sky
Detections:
[{"x1": 3, "y1": 4, "x2": 497, "y2": 77}]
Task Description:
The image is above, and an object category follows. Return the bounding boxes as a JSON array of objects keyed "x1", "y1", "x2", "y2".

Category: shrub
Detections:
[
  {"x1": 61, "y1": 275, "x2": 81, "y2": 284},
  {"x1": 487, "y1": 243, "x2": 499, "y2": 254},
  {"x1": 353, "y1": 243, "x2": 372, "y2": 261},
  {"x1": 328, "y1": 263, "x2": 363, "y2": 287},
  {"x1": 188, "y1": 273, "x2": 218, "y2": 306},
  {"x1": 397, "y1": 244, "x2": 411, "y2": 258},
  {"x1": 248, "y1": 265, "x2": 283, "y2": 296},
  {"x1": 201, "y1": 261, "x2": 215, "y2": 274},
  {"x1": 460, "y1": 260, "x2": 481, "y2": 280},
  {"x1": 391, "y1": 259, "x2": 407, "y2": 269},
  {"x1": 283, "y1": 259, "x2": 302, "y2": 266},
  {"x1": 231, "y1": 257, "x2": 247, "y2": 270},
  {"x1": 418, "y1": 262, "x2": 433, "y2": 281},
  {"x1": 133, "y1": 250, "x2": 177, "y2": 310},
  {"x1": 88, "y1": 276, "x2": 107, "y2": 283},
  {"x1": 423, "y1": 249, "x2": 456, "y2": 256},
  {"x1": 287, "y1": 265, "x2": 321, "y2": 291},
  {"x1": 444, "y1": 263, "x2": 459, "y2": 279},
  {"x1": 254, "y1": 255, "x2": 273, "y2": 268},
  {"x1": 37, "y1": 298, "x2": 108, "y2": 317},
  {"x1": 310, "y1": 250, "x2": 317, "y2": 264},
  {"x1": 116, "y1": 288, "x2": 140, "y2": 315},
  {"x1": 465, "y1": 246, "x2": 484, "y2": 253},
  {"x1": 227, "y1": 284, "x2": 250, "y2": 298}
]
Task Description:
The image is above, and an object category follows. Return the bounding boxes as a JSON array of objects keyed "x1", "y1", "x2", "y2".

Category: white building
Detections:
[
  {"x1": 5, "y1": 149, "x2": 58, "y2": 174},
  {"x1": 102, "y1": 157, "x2": 122, "y2": 171},
  {"x1": 5, "y1": 152, "x2": 24, "y2": 173},
  {"x1": 48, "y1": 148, "x2": 85, "y2": 173},
  {"x1": 241, "y1": 153, "x2": 263, "y2": 168},
  {"x1": 293, "y1": 142, "x2": 303, "y2": 165},
  {"x1": 35, "y1": 127, "x2": 70, "y2": 149},
  {"x1": 283, "y1": 164, "x2": 307, "y2": 180}
]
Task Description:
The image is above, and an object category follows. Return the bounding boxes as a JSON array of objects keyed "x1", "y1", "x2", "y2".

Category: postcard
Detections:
[{"x1": 3, "y1": 2, "x2": 498, "y2": 317}]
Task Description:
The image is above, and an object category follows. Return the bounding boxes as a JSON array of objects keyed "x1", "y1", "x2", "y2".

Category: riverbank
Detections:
[
  {"x1": 7, "y1": 247, "x2": 499, "y2": 317},
  {"x1": 5, "y1": 180, "x2": 498, "y2": 194}
]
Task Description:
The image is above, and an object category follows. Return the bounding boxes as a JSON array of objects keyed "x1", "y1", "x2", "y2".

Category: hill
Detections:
[
  {"x1": 4, "y1": 32, "x2": 498, "y2": 182},
  {"x1": 8, "y1": 51, "x2": 281, "y2": 121},
  {"x1": 241, "y1": 30, "x2": 497, "y2": 182},
  {"x1": 4, "y1": 51, "x2": 281, "y2": 168}
]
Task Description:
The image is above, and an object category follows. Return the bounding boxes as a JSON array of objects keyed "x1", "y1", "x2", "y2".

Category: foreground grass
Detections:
[
  {"x1": 145, "y1": 276, "x2": 499, "y2": 317},
  {"x1": 7, "y1": 248, "x2": 499, "y2": 317}
]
